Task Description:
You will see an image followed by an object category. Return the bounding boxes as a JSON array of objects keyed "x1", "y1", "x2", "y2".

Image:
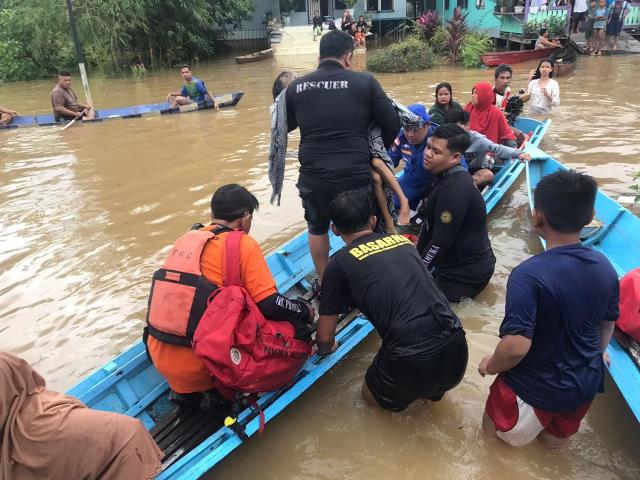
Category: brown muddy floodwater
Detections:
[{"x1": 1, "y1": 52, "x2": 639, "y2": 479}]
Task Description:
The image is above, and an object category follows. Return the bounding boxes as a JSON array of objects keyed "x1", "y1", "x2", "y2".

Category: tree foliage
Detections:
[
  {"x1": 0, "y1": 0, "x2": 254, "y2": 81},
  {"x1": 367, "y1": 36, "x2": 435, "y2": 73}
]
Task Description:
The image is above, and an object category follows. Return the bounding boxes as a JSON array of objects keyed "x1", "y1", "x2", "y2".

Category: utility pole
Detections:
[{"x1": 65, "y1": 0, "x2": 94, "y2": 107}]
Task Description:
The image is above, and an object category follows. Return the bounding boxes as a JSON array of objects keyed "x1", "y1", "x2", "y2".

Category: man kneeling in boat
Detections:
[
  {"x1": 316, "y1": 189, "x2": 468, "y2": 411},
  {"x1": 479, "y1": 170, "x2": 618, "y2": 447},
  {"x1": 145, "y1": 184, "x2": 312, "y2": 409},
  {"x1": 166, "y1": 64, "x2": 218, "y2": 109},
  {"x1": 50, "y1": 71, "x2": 95, "y2": 122},
  {"x1": 417, "y1": 124, "x2": 496, "y2": 302}
]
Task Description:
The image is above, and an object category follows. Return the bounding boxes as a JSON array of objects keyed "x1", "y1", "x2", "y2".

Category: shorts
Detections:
[
  {"x1": 485, "y1": 376, "x2": 592, "y2": 446},
  {"x1": 297, "y1": 180, "x2": 371, "y2": 235},
  {"x1": 365, "y1": 329, "x2": 468, "y2": 411}
]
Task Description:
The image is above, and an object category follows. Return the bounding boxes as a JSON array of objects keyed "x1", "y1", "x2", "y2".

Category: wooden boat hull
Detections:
[
  {"x1": 481, "y1": 47, "x2": 559, "y2": 67},
  {"x1": 554, "y1": 59, "x2": 577, "y2": 77},
  {"x1": 235, "y1": 49, "x2": 273, "y2": 64},
  {"x1": 526, "y1": 151, "x2": 640, "y2": 423},
  {"x1": 0, "y1": 91, "x2": 244, "y2": 129},
  {"x1": 67, "y1": 117, "x2": 550, "y2": 479}
]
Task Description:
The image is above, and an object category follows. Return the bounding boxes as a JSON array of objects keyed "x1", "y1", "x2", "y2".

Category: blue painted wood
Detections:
[
  {"x1": 526, "y1": 152, "x2": 640, "y2": 423},
  {"x1": 67, "y1": 115, "x2": 551, "y2": 479},
  {"x1": 0, "y1": 92, "x2": 244, "y2": 129}
]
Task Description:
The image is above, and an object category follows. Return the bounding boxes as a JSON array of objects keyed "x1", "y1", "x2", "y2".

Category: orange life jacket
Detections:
[{"x1": 145, "y1": 226, "x2": 229, "y2": 346}]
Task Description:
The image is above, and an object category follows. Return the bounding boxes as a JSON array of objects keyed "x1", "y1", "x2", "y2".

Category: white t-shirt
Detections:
[
  {"x1": 574, "y1": 0, "x2": 588, "y2": 13},
  {"x1": 527, "y1": 79, "x2": 560, "y2": 115}
]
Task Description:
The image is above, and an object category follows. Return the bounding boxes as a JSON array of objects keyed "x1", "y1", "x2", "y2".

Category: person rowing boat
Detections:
[{"x1": 50, "y1": 71, "x2": 95, "y2": 122}]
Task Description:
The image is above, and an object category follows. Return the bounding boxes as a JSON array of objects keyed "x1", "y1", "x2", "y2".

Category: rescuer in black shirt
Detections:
[
  {"x1": 417, "y1": 124, "x2": 496, "y2": 302},
  {"x1": 316, "y1": 189, "x2": 468, "y2": 411},
  {"x1": 285, "y1": 30, "x2": 399, "y2": 281}
]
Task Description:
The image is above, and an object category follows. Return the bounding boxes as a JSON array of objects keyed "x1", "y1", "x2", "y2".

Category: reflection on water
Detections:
[{"x1": 1, "y1": 52, "x2": 639, "y2": 479}]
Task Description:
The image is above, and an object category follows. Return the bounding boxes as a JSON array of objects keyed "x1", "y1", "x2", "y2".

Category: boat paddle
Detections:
[{"x1": 61, "y1": 115, "x2": 80, "y2": 131}]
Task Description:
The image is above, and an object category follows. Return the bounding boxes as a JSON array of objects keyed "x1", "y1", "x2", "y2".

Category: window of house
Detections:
[
  {"x1": 335, "y1": 0, "x2": 347, "y2": 10},
  {"x1": 445, "y1": 0, "x2": 450, "y2": 9},
  {"x1": 457, "y1": 0, "x2": 468, "y2": 8},
  {"x1": 475, "y1": 0, "x2": 484, "y2": 7},
  {"x1": 366, "y1": 0, "x2": 394, "y2": 11},
  {"x1": 294, "y1": 0, "x2": 306, "y2": 11}
]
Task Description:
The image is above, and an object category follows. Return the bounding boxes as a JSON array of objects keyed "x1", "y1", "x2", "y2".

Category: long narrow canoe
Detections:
[
  {"x1": 526, "y1": 151, "x2": 640, "y2": 422},
  {"x1": 481, "y1": 47, "x2": 559, "y2": 67},
  {"x1": 235, "y1": 49, "x2": 273, "y2": 64},
  {"x1": 0, "y1": 91, "x2": 244, "y2": 129},
  {"x1": 67, "y1": 117, "x2": 550, "y2": 479}
]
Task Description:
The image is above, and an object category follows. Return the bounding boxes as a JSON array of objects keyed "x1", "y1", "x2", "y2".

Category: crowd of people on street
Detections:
[
  {"x1": 576, "y1": 0, "x2": 631, "y2": 54},
  {"x1": 0, "y1": 23, "x2": 623, "y2": 479}
]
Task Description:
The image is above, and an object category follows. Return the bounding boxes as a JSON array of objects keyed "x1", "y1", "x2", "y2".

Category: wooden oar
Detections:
[{"x1": 61, "y1": 116, "x2": 78, "y2": 131}]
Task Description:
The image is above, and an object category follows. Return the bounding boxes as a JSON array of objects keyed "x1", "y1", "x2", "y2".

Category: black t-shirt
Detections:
[
  {"x1": 320, "y1": 232, "x2": 463, "y2": 353},
  {"x1": 416, "y1": 168, "x2": 496, "y2": 283},
  {"x1": 313, "y1": 16, "x2": 323, "y2": 28},
  {"x1": 285, "y1": 61, "x2": 399, "y2": 187}
]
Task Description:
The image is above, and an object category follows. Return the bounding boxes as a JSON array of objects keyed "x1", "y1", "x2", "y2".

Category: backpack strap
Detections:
[{"x1": 224, "y1": 230, "x2": 244, "y2": 287}]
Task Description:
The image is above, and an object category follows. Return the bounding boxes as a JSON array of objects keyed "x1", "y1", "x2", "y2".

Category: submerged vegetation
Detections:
[
  {"x1": 0, "y1": 0, "x2": 254, "y2": 81},
  {"x1": 367, "y1": 36, "x2": 435, "y2": 73},
  {"x1": 367, "y1": 9, "x2": 490, "y2": 73}
]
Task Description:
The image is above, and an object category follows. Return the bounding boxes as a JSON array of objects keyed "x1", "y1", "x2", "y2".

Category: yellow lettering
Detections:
[
  {"x1": 349, "y1": 247, "x2": 363, "y2": 258},
  {"x1": 383, "y1": 236, "x2": 396, "y2": 245},
  {"x1": 359, "y1": 244, "x2": 371, "y2": 253},
  {"x1": 366, "y1": 241, "x2": 380, "y2": 251},
  {"x1": 375, "y1": 239, "x2": 389, "y2": 249}
]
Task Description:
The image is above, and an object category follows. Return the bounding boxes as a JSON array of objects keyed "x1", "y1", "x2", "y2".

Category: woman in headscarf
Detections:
[
  {"x1": 464, "y1": 82, "x2": 517, "y2": 147},
  {"x1": 428, "y1": 82, "x2": 463, "y2": 126},
  {"x1": 0, "y1": 352, "x2": 163, "y2": 480}
]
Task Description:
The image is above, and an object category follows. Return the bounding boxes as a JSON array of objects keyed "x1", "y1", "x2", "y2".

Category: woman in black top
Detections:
[{"x1": 428, "y1": 82, "x2": 463, "y2": 126}]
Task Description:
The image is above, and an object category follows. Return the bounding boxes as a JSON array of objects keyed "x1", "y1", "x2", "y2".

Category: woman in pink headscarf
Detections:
[
  {"x1": 0, "y1": 352, "x2": 163, "y2": 480},
  {"x1": 464, "y1": 82, "x2": 516, "y2": 146}
]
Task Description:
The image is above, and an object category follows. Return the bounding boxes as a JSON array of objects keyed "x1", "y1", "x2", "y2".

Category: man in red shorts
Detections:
[{"x1": 478, "y1": 169, "x2": 619, "y2": 447}]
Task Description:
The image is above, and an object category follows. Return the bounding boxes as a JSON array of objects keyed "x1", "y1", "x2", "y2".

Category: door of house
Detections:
[{"x1": 320, "y1": 0, "x2": 329, "y2": 16}]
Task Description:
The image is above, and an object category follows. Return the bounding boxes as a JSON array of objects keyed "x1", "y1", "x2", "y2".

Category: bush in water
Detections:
[
  {"x1": 417, "y1": 10, "x2": 442, "y2": 41},
  {"x1": 461, "y1": 32, "x2": 492, "y2": 68},
  {"x1": 367, "y1": 36, "x2": 435, "y2": 73}
]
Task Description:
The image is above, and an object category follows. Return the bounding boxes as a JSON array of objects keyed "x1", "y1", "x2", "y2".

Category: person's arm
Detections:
[
  {"x1": 316, "y1": 314, "x2": 339, "y2": 354},
  {"x1": 0, "y1": 106, "x2": 19, "y2": 116},
  {"x1": 387, "y1": 133, "x2": 403, "y2": 167},
  {"x1": 601, "y1": 278, "x2": 620, "y2": 356},
  {"x1": 478, "y1": 134, "x2": 529, "y2": 161},
  {"x1": 371, "y1": 157, "x2": 410, "y2": 224},
  {"x1": 256, "y1": 292, "x2": 312, "y2": 324},
  {"x1": 285, "y1": 84, "x2": 299, "y2": 132},
  {"x1": 316, "y1": 258, "x2": 351, "y2": 354},
  {"x1": 369, "y1": 77, "x2": 401, "y2": 148},
  {"x1": 418, "y1": 183, "x2": 469, "y2": 268},
  {"x1": 478, "y1": 269, "x2": 537, "y2": 377}
]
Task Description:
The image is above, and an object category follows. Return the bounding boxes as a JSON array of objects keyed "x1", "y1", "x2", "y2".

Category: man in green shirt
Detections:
[{"x1": 166, "y1": 65, "x2": 218, "y2": 109}]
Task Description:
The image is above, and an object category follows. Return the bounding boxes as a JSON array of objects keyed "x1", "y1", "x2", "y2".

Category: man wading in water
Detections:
[{"x1": 284, "y1": 30, "x2": 399, "y2": 282}]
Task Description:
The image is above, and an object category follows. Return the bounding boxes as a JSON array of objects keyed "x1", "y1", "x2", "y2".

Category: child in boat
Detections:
[
  {"x1": 444, "y1": 109, "x2": 531, "y2": 189},
  {"x1": 269, "y1": 70, "x2": 411, "y2": 234},
  {"x1": 355, "y1": 26, "x2": 366, "y2": 48},
  {"x1": 479, "y1": 169, "x2": 619, "y2": 447}
]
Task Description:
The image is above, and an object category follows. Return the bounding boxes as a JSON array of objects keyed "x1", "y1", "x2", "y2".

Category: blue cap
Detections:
[{"x1": 408, "y1": 104, "x2": 432, "y2": 123}]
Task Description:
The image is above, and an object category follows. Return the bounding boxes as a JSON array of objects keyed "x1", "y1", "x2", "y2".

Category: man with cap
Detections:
[{"x1": 388, "y1": 104, "x2": 468, "y2": 211}]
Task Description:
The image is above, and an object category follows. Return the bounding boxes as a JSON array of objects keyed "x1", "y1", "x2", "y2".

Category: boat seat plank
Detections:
[{"x1": 582, "y1": 208, "x2": 625, "y2": 247}]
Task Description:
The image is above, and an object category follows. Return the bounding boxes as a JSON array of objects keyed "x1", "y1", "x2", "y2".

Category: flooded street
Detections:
[{"x1": 1, "y1": 52, "x2": 639, "y2": 479}]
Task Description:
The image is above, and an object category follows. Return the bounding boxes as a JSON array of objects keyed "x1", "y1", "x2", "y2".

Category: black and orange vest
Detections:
[{"x1": 145, "y1": 225, "x2": 229, "y2": 346}]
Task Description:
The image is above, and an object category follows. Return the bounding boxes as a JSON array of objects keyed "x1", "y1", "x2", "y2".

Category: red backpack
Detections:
[
  {"x1": 192, "y1": 230, "x2": 312, "y2": 400},
  {"x1": 618, "y1": 268, "x2": 640, "y2": 342}
]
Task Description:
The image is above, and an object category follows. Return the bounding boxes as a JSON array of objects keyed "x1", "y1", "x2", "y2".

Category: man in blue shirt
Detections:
[
  {"x1": 478, "y1": 169, "x2": 619, "y2": 447},
  {"x1": 166, "y1": 64, "x2": 218, "y2": 109},
  {"x1": 388, "y1": 104, "x2": 467, "y2": 211}
]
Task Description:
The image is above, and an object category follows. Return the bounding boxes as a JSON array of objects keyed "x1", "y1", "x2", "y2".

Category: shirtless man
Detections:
[{"x1": 0, "y1": 106, "x2": 19, "y2": 125}]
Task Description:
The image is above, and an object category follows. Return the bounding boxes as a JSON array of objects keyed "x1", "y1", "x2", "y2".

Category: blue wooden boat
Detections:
[
  {"x1": 526, "y1": 151, "x2": 640, "y2": 423},
  {"x1": 0, "y1": 91, "x2": 244, "y2": 129},
  {"x1": 67, "y1": 117, "x2": 551, "y2": 479}
]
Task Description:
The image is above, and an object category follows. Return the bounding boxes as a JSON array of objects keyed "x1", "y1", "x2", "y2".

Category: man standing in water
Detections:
[
  {"x1": 479, "y1": 170, "x2": 618, "y2": 447},
  {"x1": 50, "y1": 71, "x2": 95, "y2": 122},
  {"x1": 316, "y1": 189, "x2": 468, "y2": 411},
  {"x1": 166, "y1": 64, "x2": 218, "y2": 109},
  {"x1": 285, "y1": 30, "x2": 399, "y2": 281},
  {"x1": 417, "y1": 124, "x2": 496, "y2": 302}
]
